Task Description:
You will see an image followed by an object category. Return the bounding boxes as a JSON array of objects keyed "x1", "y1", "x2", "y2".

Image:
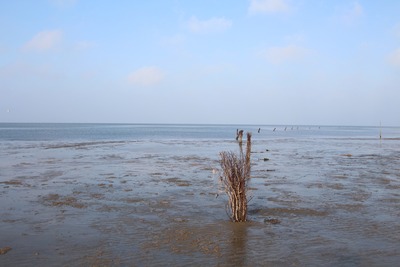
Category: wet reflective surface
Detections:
[{"x1": 1, "y1": 125, "x2": 399, "y2": 266}]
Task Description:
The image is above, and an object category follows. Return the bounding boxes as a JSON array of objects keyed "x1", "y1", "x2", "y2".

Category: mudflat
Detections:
[{"x1": 1, "y1": 137, "x2": 399, "y2": 266}]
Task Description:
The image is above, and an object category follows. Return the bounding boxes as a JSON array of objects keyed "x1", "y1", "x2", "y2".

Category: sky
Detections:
[{"x1": 1, "y1": 0, "x2": 400, "y2": 126}]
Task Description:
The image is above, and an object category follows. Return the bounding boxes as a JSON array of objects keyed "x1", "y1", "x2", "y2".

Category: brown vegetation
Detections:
[
  {"x1": 219, "y1": 132, "x2": 252, "y2": 222},
  {"x1": 0, "y1": 247, "x2": 12, "y2": 255}
]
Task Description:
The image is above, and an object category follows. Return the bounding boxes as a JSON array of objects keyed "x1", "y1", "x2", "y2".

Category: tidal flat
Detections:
[{"x1": 1, "y1": 134, "x2": 400, "y2": 266}]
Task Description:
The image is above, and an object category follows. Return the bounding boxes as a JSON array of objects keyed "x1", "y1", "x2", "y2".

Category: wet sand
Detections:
[{"x1": 1, "y1": 138, "x2": 399, "y2": 266}]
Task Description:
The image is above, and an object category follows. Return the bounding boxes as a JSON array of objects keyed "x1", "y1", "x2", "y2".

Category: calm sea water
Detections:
[
  {"x1": 1, "y1": 123, "x2": 399, "y2": 266},
  {"x1": 0, "y1": 123, "x2": 397, "y2": 141}
]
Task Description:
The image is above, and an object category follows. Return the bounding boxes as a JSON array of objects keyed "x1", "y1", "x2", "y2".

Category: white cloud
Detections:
[
  {"x1": 353, "y1": 2, "x2": 363, "y2": 15},
  {"x1": 74, "y1": 41, "x2": 94, "y2": 51},
  {"x1": 284, "y1": 33, "x2": 305, "y2": 43},
  {"x1": 22, "y1": 30, "x2": 63, "y2": 52},
  {"x1": 388, "y1": 48, "x2": 400, "y2": 66},
  {"x1": 392, "y1": 23, "x2": 400, "y2": 38},
  {"x1": 128, "y1": 67, "x2": 165, "y2": 86},
  {"x1": 337, "y1": 2, "x2": 363, "y2": 24},
  {"x1": 162, "y1": 34, "x2": 185, "y2": 46},
  {"x1": 186, "y1": 16, "x2": 232, "y2": 34},
  {"x1": 248, "y1": 0, "x2": 290, "y2": 15},
  {"x1": 262, "y1": 45, "x2": 310, "y2": 64}
]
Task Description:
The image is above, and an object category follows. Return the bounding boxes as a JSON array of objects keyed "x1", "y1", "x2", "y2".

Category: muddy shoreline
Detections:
[{"x1": 1, "y1": 138, "x2": 400, "y2": 266}]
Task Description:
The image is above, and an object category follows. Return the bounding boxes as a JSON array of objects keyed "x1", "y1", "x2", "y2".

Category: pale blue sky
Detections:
[{"x1": 1, "y1": 0, "x2": 400, "y2": 125}]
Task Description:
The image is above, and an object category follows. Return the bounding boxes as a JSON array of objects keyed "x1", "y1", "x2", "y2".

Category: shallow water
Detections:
[{"x1": 0, "y1": 124, "x2": 399, "y2": 266}]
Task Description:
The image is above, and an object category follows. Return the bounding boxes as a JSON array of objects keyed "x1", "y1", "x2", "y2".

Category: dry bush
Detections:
[{"x1": 219, "y1": 132, "x2": 252, "y2": 222}]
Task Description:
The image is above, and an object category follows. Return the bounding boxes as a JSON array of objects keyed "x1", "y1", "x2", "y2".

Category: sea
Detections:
[
  {"x1": 1, "y1": 123, "x2": 399, "y2": 141},
  {"x1": 1, "y1": 123, "x2": 399, "y2": 266}
]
